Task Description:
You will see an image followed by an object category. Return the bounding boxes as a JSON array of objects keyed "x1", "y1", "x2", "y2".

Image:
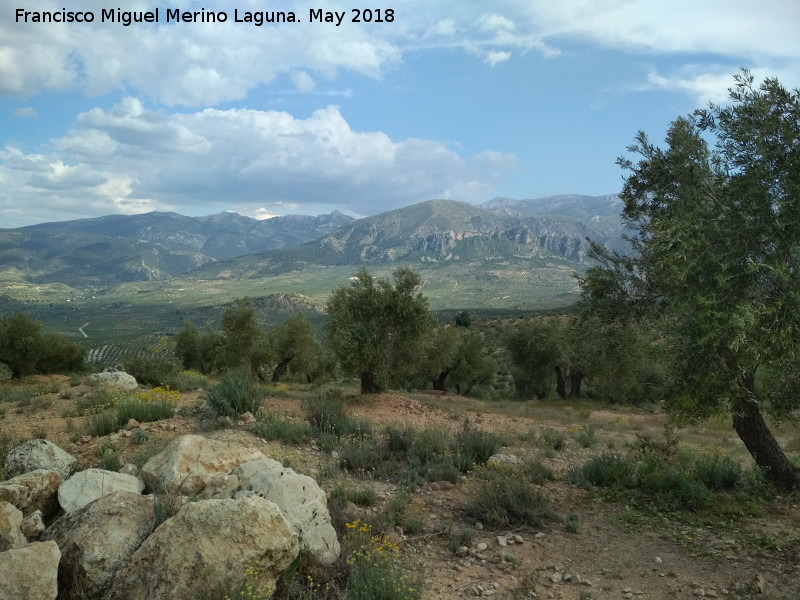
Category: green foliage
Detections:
[
  {"x1": 504, "y1": 318, "x2": 561, "y2": 399},
  {"x1": 326, "y1": 266, "x2": 435, "y2": 394},
  {"x1": 465, "y1": 466, "x2": 553, "y2": 528},
  {"x1": 269, "y1": 314, "x2": 318, "y2": 383},
  {"x1": 574, "y1": 425, "x2": 598, "y2": 448},
  {"x1": 301, "y1": 393, "x2": 371, "y2": 438},
  {"x1": 85, "y1": 410, "x2": 119, "y2": 437},
  {"x1": 131, "y1": 428, "x2": 149, "y2": 444},
  {"x1": 454, "y1": 425, "x2": 503, "y2": 467},
  {"x1": 0, "y1": 312, "x2": 85, "y2": 378},
  {"x1": 206, "y1": 367, "x2": 261, "y2": 417},
  {"x1": 421, "y1": 326, "x2": 497, "y2": 395},
  {"x1": 116, "y1": 397, "x2": 175, "y2": 424},
  {"x1": 251, "y1": 413, "x2": 313, "y2": 444},
  {"x1": 447, "y1": 526, "x2": 477, "y2": 554},
  {"x1": 692, "y1": 452, "x2": 743, "y2": 490},
  {"x1": 123, "y1": 353, "x2": 180, "y2": 388},
  {"x1": 222, "y1": 298, "x2": 274, "y2": 376},
  {"x1": 567, "y1": 453, "x2": 636, "y2": 489},
  {"x1": 340, "y1": 520, "x2": 422, "y2": 600},
  {"x1": 580, "y1": 71, "x2": 800, "y2": 488},
  {"x1": 540, "y1": 427, "x2": 568, "y2": 451},
  {"x1": 171, "y1": 370, "x2": 209, "y2": 391},
  {"x1": 564, "y1": 513, "x2": 580, "y2": 533},
  {"x1": 173, "y1": 321, "x2": 225, "y2": 375}
]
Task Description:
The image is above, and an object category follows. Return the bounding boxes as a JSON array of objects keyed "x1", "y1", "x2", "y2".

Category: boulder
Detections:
[
  {"x1": 0, "y1": 500, "x2": 26, "y2": 551},
  {"x1": 0, "y1": 469, "x2": 63, "y2": 518},
  {"x1": 21, "y1": 509, "x2": 46, "y2": 539},
  {"x1": 0, "y1": 540, "x2": 60, "y2": 600},
  {"x1": 104, "y1": 495, "x2": 298, "y2": 600},
  {"x1": 233, "y1": 458, "x2": 340, "y2": 565},
  {"x1": 58, "y1": 468, "x2": 145, "y2": 514},
  {"x1": 4, "y1": 439, "x2": 77, "y2": 480},
  {"x1": 88, "y1": 370, "x2": 138, "y2": 391},
  {"x1": 487, "y1": 453, "x2": 521, "y2": 467},
  {"x1": 140, "y1": 434, "x2": 265, "y2": 496},
  {"x1": 42, "y1": 491, "x2": 154, "y2": 600}
]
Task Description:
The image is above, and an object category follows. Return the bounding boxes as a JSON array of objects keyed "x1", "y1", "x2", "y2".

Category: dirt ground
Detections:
[{"x1": 2, "y1": 377, "x2": 799, "y2": 600}]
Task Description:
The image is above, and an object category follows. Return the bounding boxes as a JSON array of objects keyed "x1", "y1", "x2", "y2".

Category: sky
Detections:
[{"x1": 1, "y1": 1, "x2": 799, "y2": 228}]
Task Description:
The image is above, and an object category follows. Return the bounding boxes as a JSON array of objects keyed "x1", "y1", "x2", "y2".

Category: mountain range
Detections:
[{"x1": 0, "y1": 194, "x2": 625, "y2": 308}]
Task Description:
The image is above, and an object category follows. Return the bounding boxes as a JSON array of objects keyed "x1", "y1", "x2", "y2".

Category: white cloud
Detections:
[
  {"x1": 291, "y1": 71, "x2": 316, "y2": 93},
  {"x1": 13, "y1": 107, "x2": 38, "y2": 118},
  {"x1": 485, "y1": 51, "x2": 512, "y2": 67},
  {"x1": 0, "y1": 99, "x2": 515, "y2": 226}
]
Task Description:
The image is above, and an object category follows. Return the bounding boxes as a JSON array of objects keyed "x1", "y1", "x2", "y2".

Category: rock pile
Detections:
[{"x1": 0, "y1": 434, "x2": 340, "y2": 600}]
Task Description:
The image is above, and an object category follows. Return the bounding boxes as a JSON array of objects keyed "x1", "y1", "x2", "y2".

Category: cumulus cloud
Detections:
[{"x1": 0, "y1": 99, "x2": 515, "y2": 226}]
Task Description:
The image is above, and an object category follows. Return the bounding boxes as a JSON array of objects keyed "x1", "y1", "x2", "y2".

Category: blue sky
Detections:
[{"x1": 1, "y1": 1, "x2": 798, "y2": 227}]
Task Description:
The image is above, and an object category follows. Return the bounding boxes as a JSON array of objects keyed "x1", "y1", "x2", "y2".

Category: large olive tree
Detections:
[
  {"x1": 326, "y1": 266, "x2": 434, "y2": 394},
  {"x1": 581, "y1": 71, "x2": 800, "y2": 489}
]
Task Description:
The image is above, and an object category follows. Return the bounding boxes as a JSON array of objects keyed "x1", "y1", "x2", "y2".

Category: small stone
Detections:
[
  {"x1": 477, "y1": 542, "x2": 488, "y2": 552},
  {"x1": 125, "y1": 419, "x2": 140, "y2": 431},
  {"x1": 513, "y1": 534, "x2": 524, "y2": 544},
  {"x1": 751, "y1": 574, "x2": 765, "y2": 594},
  {"x1": 655, "y1": 556, "x2": 662, "y2": 564},
  {"x1": 623, "y1": 588, "x2": 632, "y2": 594},
  {"x1": 497, "y1": 536, "x2": 507, "y2": 547},
  {"x1": 549, "y1": 572, "x2": 563, "y2": 583},
  {"x1": 706, "y1": 591, "x2": 718, "y2": 598},
  {"x1": 623, "y1": 594, "x2": 633, "y2": 600},
  {"x1": 475, "y1": 521, "x2": 484, "y2": 530},
  {"x1": 482, "y1": 590, "x2": 496, "y2": 597},
  {"x1": 534, "y1": 532, "x2": 545, "y2": 539},
  {"x1": 693, "y1": 588, "x2": 705, "y2": 597}
]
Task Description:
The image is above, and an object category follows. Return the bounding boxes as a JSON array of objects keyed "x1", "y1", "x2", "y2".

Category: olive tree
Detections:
[
  {"x1": 581, "y1": 71, "x2": 800, "y2": 489},
  {"x1": 326, "y1": 266, "x2": 434, "y2": 394},
  {"x1": 0, "y1": 313, "x2": 85, "y2": 378}
]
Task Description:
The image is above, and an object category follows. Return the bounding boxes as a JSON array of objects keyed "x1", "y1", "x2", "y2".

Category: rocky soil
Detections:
[{"x1": 1, "y1": 375, "x2": 799, "y2": 600}]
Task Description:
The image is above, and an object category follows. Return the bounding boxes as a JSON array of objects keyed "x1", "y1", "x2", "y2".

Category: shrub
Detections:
[
  {"x1": 466, "y1": 467, "x2": 552, "y2": 528},
  {"x1": 302, "y1": 394, "x2": 371, "y2": 438},
  {"x1": 540, "y1": 427, "x2": 568, "y2": 451},
  {"x1": 206, "y1": 367, "x2": 261, "y2": 417},
  {"x1": 692, "y1": 453, "x2": 742, "y2": 490},
  {"x1": 341, "y1": 520, "x2": 422, "y2": 600},
  {"x1": 131, "y1": 429, "x2": 149, "y2": 444},
  {"x1": 568, "y1": 453, "x2": 635, "y2": 489},
  {"x1": 251, "y1": 413, "x2": 313, "y2": 444},
  {"x1": 386, "y1": 425, "x2": 415, "y2": 460},
  {"x1": 574, "y1": 425, "x2": 597, "y2": 448},
  {"x1": 171, "y1": 370, "x2": 209, "y2": 391},
  {"x1": 447, "y1": 526, "x2": 477, "y2": 553},
  {"x1": 521, "y1": 458, "x2": 554, "y2": 485},
  {"x1": 564, "y1": 513, "x2": 580, "y2": 533},
  {"x1": 455, "y1": 427, "x2": 503, "y2": 468},
  {"x1": 123, "y1": 354, "x2": 180, "y2": 388},
  {"x1": 635, "y1": 451, "x2": 711, "y2": 510},
  {"x1": 85, "y1": 410, "x2": 119, "y2": 437},
  {"x1": 338, "y1": 435, "x2": 394, "y2": 477}
]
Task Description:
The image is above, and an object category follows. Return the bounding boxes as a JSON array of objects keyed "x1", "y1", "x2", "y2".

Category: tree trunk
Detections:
[
  {"x1": 360, "y1": 371, "x2": 382, "y2": 394},
  {"x1": 732, "y1": 395, "x2": 800, "y2": 491},
  {"x1": 271, "y1": 356, "x2": 293, "y2": 383},
  {"x1": 432, "y1": 369, "x2": 450, "y2": 392},
  {"x1": 554, "y1": 365, "x2": 567, "y2": 400},
  {"x1": 569, "y1": 370, "x2": 583, "y2": 399}
]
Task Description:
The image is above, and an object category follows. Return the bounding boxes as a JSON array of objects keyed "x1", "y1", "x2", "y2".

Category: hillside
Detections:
[
  {"x1": 0, "y1": 210, "x2": 352, "y2": 288},
  {"x1": 187, "y1": 199, "x2": 619, "y2": 279}
]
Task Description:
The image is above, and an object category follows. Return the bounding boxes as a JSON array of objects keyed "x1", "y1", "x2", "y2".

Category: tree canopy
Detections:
[
  {"x1": 326, "y1": 266, "x2": 435, "y2": 394},
  {"x1": 0, "y1": 313, "x2": 85, "y2": 378},
  {"x1": 580, "y1": 71, "x2": 800, "y2": 489}
]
